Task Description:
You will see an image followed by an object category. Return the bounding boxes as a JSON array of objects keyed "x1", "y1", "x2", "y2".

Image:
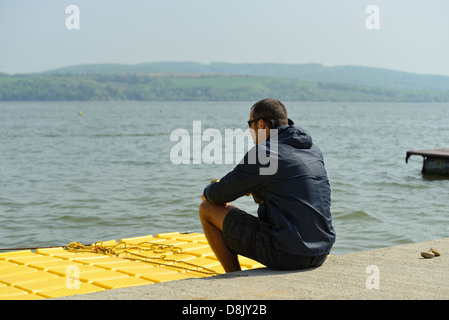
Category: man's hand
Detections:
[{"x1": 202, "y1": 179, "x2": 219, "y2": 202}]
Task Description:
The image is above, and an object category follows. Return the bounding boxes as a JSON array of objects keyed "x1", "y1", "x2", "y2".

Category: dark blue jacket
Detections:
[{"x1": 203, "y1": 125, "x2": 336, "y2": 256}]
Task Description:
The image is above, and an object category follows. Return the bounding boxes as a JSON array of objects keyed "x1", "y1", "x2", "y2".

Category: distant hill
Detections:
[
  {"x1": 42, "y1": 62, "x2": 449, "y2": 92},
  {"x1": 1, "y1": 72, "x2": 448, "y2": 102},
  {"x1": 1, "y1": 62, "x2": 448, "y2": 102}
]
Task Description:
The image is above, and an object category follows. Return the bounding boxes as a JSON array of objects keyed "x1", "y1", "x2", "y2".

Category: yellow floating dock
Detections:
[{"x1": 0, "y1": 232, "x2": 264, "y2": 300}]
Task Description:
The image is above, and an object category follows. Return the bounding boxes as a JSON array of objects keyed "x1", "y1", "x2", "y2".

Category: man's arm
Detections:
[{"x1": 203, "y1": 146, "x2": 274, "y2": 204}]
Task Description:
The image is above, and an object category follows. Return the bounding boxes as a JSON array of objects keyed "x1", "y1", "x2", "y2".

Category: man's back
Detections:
[{"x1": 256, "y1": 125, "x2": 335, "y2": 256}]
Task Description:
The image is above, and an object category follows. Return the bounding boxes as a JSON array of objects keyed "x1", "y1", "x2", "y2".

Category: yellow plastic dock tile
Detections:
[
  {"x1": 0, "y1": 264, "x2": 38, "y2": 277},
  {"x1": 35, "y1": 247, "x2": 66, "y2": 256},
  {"x1": 138, "y1": 258, "x2": 174, "y2": 267},
  {"x1": 187, "y1": 247, "x2": 215, "y2": 257},
  {"x1": 140, "y1": 272, "x2": 200, "y2": 283},
  {"x1": 205, "y1": 264, "x2": 226, "y2": 274},
  {"x1": 186, "y1": 257, "x2": 221, "y2": 268},
  {"x1": 0, "y1": 260, "x2": 12, "y2": 268},
  {"x1": 92, "y1": 277, "x2": 154, "y2": 290},
  {"x1": 90, "y1": 240, "x2": 118, "y2": 247},
  {"x1": 0, "y1": 250, "x2": 34, "y2": 259},
  {"x1": 197, "y1": 238, "x2": 211, "y2": 244},
  {"x1": 238, "y1": 257, "x2": 265, "y2": 268},
  {"x1": 155, "y1": 232, "x2": 207, "y2": 242},
  {"x1": 90, "y1": 260, "x2": 140, "y2": 268},
  {"x1": 71, "y1": 256, "x2": 124, "y2": 265},
  {"x1": 15, "y1": 277, "x2": 74, "y2": 293},
  {"x1": 151, "y1": 239, "x2": 189, "y2": 247},
  {"x1": 163, "y1": 253, "x2": 197, "y2": 262},
  {"x1": 175, "y1": 233, "x2": 207, "y2": 242},
  {"x1": 118, "y1": 266, "x2": 178, "y2": 277},
  {"x1": 119, "y1": 235, "x2": 155, "y2": 244},
  {"x1": 77, "y1": 270, "x2": 130, "y2": 282},
  {"x1": 47, "y1": 264, "x2": 106, "y2": 277},
  {"x1": 9, "y1": 255, "x2": 64, "y2": 266},
  {"x1": 0, "y1": 286, "x2": 31, "y2": 299},
  {"x1": 176, "y1": 242, "x2": 210, "y2": 252},
  {"x1": 92, "y1": 260, "x2": 150, "y2": 270},
  {"x1": 122, "y1": 250, "x2": 174, "y2": 260},
  {"x1": 0, "y1": 232, "x2": 264, "y2": 299},
  {"x1": 113, "y1": 266, "x2": 159, "y2": 277},
  {"x1": 53, "y1": 252, "x2": 114, "y2": 260},
  {"x1": 28, "y1": 260, "x2": 85, "y2": 271},
  {"x1": 36, "y1": 283, "x2": 105, "y2": 299},
  {"x1": 155, "y1": 232, "x2": 181, "y2": 239},
  {"x1": 0, "y1": 270, "x2": 58, "y2": 286},
  {"x1": 6, "y1": 293, "x2": 44, "y2": 300}
]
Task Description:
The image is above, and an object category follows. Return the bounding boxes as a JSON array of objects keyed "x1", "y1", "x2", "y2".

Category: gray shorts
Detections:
[{"x1": 222, "y1": 207, "x2": 328, "y2": 270}]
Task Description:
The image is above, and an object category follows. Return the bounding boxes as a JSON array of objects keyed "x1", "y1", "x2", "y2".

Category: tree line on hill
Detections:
[{"x1": 1, "y1": 72, "x2": 448, "y2": 102}]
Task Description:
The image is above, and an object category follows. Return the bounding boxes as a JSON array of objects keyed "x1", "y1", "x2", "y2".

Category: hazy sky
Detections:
[{"x1": 1, "y1": 0, "x2": 448, "y2": 76}]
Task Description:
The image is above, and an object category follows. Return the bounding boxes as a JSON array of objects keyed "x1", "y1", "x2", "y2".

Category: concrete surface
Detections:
[{"x1": 56, "y1": 238, "x2": 449, "y2": 300}]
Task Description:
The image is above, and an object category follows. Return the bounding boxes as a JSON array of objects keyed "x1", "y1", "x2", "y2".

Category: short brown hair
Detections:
[{"x1": 251, "y1": 98, "x2": 288, "y2": 128}]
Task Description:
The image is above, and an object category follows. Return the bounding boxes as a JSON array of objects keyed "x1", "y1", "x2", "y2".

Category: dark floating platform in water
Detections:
[{"x1": 406, "y1": 148, "x2": 449, "y2": 176}]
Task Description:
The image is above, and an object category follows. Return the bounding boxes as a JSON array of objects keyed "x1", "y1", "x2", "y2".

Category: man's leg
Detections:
[{"x1": 199, "y1": 201, "x2": 241, "y2": 272}]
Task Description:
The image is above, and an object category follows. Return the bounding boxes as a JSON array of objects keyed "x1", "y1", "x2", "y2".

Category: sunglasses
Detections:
[
  {"x1": 247, "y1": 118, "x2": 276, "y2": 128},
  {"x1": 247, "y1": 118, "x2": 295, "y2": 128}
]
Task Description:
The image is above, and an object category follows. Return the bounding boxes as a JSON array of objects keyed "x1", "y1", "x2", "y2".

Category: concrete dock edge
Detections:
[{"x1": 56, "y1": 238, "x2": 449, "y2": 300}]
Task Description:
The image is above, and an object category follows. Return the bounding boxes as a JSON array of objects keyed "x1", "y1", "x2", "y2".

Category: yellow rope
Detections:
[{"x1": 64, "y1": 240, "x2": 220, "y2": 276}]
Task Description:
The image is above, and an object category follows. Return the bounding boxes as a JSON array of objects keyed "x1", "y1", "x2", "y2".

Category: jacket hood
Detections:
[{"x1": 276, "y1": 125, "x2": 313, "y2": 149}]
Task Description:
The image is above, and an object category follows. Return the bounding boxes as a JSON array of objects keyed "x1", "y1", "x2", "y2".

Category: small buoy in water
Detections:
[
  {"x1": 79, "y1": 111, "x2": 83, "y2": 115},
  {"x1": 160, "y1": 109, "x2": 164, "y2": 112}
]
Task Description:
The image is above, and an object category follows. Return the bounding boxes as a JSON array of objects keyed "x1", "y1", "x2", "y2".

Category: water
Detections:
[{"x1": 1, "y1": 101, "x2": 448, "y2": 255}]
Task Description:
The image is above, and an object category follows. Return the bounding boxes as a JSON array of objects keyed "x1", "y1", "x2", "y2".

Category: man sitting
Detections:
[{"x1": 199, "y1": 98, "x2": 336, "y2": 272}]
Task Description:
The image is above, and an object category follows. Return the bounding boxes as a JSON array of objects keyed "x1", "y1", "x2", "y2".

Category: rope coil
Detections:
[{"x1": 64, "y1": 240, "x2": 220, "y2": 276}]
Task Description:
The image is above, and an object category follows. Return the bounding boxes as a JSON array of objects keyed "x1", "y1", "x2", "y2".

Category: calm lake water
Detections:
[{"x1": 1, "y1": 101, "x2": 448, "y2": 255}]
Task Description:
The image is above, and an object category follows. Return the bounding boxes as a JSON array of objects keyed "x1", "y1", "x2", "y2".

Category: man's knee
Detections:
[
  {"x1": 199, "y1": 200, "x2": 217, "y2": 220},
  {"x1": 199, "y1": 200, "x2": 208, "y2": 214},
  {"x1": 199, "y1": 201, "x2": 235, "y2": 230},
  {"x1": 198, "y1": 200, "x2": 210, "y2": 221}
]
